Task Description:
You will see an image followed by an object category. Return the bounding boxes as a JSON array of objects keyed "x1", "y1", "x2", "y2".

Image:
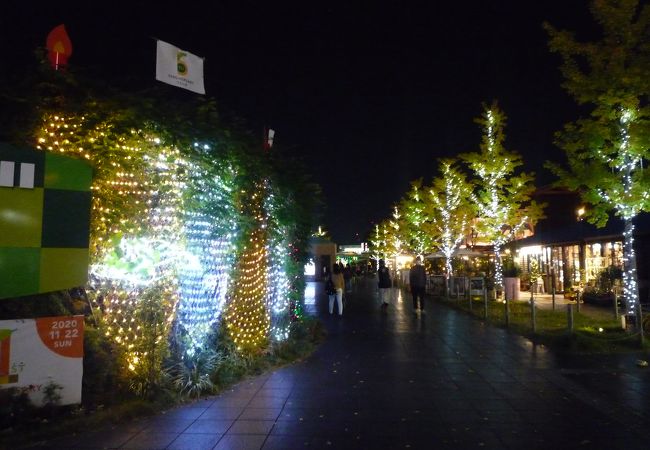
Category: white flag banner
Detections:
[
  {"x1": 267, "y1": 129, "x2": 275, "y2": 148},
  {"x1": 156, "y1": 40, "x2": 205, "y2": 94}
]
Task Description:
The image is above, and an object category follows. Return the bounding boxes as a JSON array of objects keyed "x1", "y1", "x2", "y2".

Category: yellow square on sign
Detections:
[
  {"x1": 0, "y1": 187, "x2": 43, "y2": 247},
  {"x1": 39, "y1": 248, "x2": 89, "y2": 293}
]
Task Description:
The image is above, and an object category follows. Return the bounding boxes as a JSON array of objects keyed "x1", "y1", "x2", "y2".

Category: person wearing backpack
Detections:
[{"x1": 328, "y1": 263, "x2": 345, "y2": 315}]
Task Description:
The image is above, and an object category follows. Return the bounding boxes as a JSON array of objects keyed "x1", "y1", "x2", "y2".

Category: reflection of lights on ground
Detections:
[
  {"x1": 396, "y1": 289, "x2": 403, "y2": 304},
  {"x1": 304, "y1": 283, "x2": 316, "y2": 305}
]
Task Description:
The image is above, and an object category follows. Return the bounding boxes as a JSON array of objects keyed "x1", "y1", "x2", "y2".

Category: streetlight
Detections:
[{"x1": 576, "y1": 206, "x2": 586, "y2": 310}]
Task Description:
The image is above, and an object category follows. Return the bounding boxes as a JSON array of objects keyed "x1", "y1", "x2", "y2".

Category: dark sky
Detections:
[{"x1": 3, "y1": 1, "x2": 595, "y2": 243}]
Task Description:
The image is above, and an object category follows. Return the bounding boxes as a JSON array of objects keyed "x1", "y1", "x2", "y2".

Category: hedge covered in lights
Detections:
[{"x1": 7, "y1": 67, "x2": 319, "y2": 386}]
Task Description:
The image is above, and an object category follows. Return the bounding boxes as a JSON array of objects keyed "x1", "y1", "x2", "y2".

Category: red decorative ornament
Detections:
[{"x1": 46, "y1": 24, "x2": 73, "y2": 70}]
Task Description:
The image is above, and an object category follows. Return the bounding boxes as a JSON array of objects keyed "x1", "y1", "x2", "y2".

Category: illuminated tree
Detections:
[
  {"x1": 399, "y1": 179, "x2": 432, "y2": 256},
  {"x1": 545, "y1": 0, "x2": 650, "y2": 318},
  {"x1": 388, "y1": 205, "x2": 407, "y2": 256},
  {"x1": 424, "y1": 159, "x2": 474, "y2": 278},
  {"x1": 369, "y1": 223, "x2": 385, "y2": 263},
  {"x1": 461, "y1": 104, "x2": 544, "y2": 292},
  {"x1": 369, "y1": 218, "x2": 398, "y2": 264}
]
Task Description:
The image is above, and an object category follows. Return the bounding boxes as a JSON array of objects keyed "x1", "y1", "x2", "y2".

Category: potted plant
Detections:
[
  {"x1": 563, "y1": 281, "x2": 577, "y2": 300},
  {"x1": 582, "y1": 266, "x2": 623, "y2": 306}
]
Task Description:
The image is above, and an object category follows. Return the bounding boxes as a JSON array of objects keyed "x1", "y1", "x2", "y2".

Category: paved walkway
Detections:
[{"x1": 26, "y1": 279, "x2": 650, "y2": 449}]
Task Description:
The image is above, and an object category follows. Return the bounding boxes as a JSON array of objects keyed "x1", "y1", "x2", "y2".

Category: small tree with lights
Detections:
[
  {"x1": 423, "y1": 158, "x2": 474, "y2": 280},
  {"x1": 545, "y1": 0, "x2": 650, "y2": 326},
  {"x1": 399, "y1": 179, "x2": 433, "y2": 257},
  {"x1": 369, "y1": 217, "x2": 401, "y2": 268},
  {"x1": 461, "y1": 103, "x2": 544, "y2": 296}
]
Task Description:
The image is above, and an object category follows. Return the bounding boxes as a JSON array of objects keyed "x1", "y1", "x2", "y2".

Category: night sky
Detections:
[{"x1": 3, "y1": 1, "x2": 596, "y2": 243}]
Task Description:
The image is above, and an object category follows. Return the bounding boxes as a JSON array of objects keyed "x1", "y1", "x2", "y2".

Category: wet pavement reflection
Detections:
[{"x1": 29, "y1": 279, "x2": 650, "y2": 449}]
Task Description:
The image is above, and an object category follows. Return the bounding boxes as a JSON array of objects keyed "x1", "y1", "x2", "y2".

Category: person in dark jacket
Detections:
[
  {"x1": 343, "y1": 264, "x2": 353, "y2": 292},
  {"x1": 409, "y1": 256, "x2": 427, "y2": 314},
  {"x1": 377, "y1": 259, "x2": 392, "y2": 309}
]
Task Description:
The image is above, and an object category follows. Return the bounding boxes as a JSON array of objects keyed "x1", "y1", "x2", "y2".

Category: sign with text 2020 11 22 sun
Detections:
[{"x1": 0, "y1": 315, "x2": 84, "y2": 406}]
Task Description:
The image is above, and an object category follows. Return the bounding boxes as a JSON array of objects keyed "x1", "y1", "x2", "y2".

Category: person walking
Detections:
[
  {"x1": 409, "y1": 256, "x2": 427, "y2": 314},
  {"x1": 377, "y1": 259, "x2": 392, "y2": 310},
  {"x1": 328, "y1": 263, "x2": 345, "y2": 315},
  {"x1": 343, "y1": 263, "x2": 353, "y2": 293}
]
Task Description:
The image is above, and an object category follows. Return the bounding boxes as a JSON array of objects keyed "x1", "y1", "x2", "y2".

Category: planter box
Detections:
[
  {"x1": 504, "y1": 277, "x2": 520, "y2": 301},
  {"x1": 582, "y1": 292, "x2": 617, "y2": 306}
]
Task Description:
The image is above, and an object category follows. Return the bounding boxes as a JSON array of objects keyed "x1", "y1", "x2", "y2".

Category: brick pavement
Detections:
[{"x1": 25, "y1": 279, "x2": 650, "y2": 449}]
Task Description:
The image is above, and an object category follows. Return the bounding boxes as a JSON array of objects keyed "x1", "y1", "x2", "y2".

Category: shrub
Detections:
[
  {"x1": 172, "y1": 349, "x2": 222, "y2": 399},
  {"x1": 82, "y1": 325, "x2": 121, "y2": 409},
  {"x1": 501, "y1": 257, "x2": 522, "y2": 277},
  {"x1": 0, "y1": 388, "x2": 36, "y2": 431}
]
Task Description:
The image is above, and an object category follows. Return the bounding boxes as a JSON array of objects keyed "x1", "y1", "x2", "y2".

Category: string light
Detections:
[
  {"x1": 35, "y1": 111, "x2": 299, "y2": 370},
  {"x1": 427, "y1": 160, "x2": 471, "y2": 278},
  {"x1": 464, "y1": 106, "x2": 535, "y2": 292}
]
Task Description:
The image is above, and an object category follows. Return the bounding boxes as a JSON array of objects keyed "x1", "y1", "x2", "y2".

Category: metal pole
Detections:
[
  {"x1": 531, "y1": 297, "x2": 537, "y2": 334},
  {"x1": 551, "y1": 270, "x2": 556, "y2": 312},
  {"x1": 505, "y1": 296, "x2": 510, "y2": 327},
  {"x1": 484, "y1": 282, "x2": 488, "y2": 319},
  {"x1": 613, "y1": 290, "x2": 619, "y2": 320},
  {"x1": 637, "y1": 302, "x2": 645, "y2": 347},
  {"x1": 567, "y1": 303, "x2": 574, "y2": 334}
]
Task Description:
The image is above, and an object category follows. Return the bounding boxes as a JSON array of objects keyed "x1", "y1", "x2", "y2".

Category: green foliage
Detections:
[
  {"x1": 0, "y1": 290, "x2": 77, "y2": 319},
  {"x1": 544, "y1": 0, "x2": 650, "y2": 225},
  {"x1": 501, "y1": 257, "x2": 522, "y2": 277},
  {"x1": 0, "y1": 388, "x2": 36, "y2": 431},
  {"x1": 96, "y1": 282, "x2": 175, "y2": 399},
  {"x1": 424, "y1": 159, "x2": 475, "y2": 275},
  {"x1": 172, "y1": 349, "x2": 222, "y2": 399},
  {"x1": 586, "y1": 265, "x2": 623, "y2": 295},
  {"x1": 461, "y1": 103, "x2": 545, "y2": 247},
  {"x1": 42, "y1": 380, "x2": 63, "y2": 406},
  {"x1": 82, "y1": 325, "x2": 121, "y2": 408},
  {"x1": 441, "y1": 296, "x2": 638, "y2": 352},
  {"x1": 399, "y1": 179, "x2": 433, "y2": 255}
]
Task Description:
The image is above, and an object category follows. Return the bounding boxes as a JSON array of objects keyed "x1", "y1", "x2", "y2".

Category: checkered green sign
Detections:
[{"x1": 0, "y1": 143, "x2": 92, "y2": 299}]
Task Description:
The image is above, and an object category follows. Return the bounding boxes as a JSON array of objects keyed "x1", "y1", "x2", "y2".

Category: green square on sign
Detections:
[
  {"x1": 41, "y1": 189, "x2": 91, "y2": 248},
  {"x1": 0, "y1": 187, "x2": 43, "y2": 247},
  {"x1": 40, "y1": 247, "x2": 89, "y2": 293},
  {"x1": 0, "y1": 247, "x2": 41, "y2": 299},
  {"x1": 44, "y1": 153, "x2": 92, "y2": 191}
]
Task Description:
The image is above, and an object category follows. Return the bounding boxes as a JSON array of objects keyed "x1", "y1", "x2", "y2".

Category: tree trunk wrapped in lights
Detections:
[
  {"x1": 224, "y1": 188, "x2": 270, "y2": 354},
  {"x1": 461, "y1": 104, "x2": 544, "y2": 295},
  {"x1": 424, "y1": 159, "x2": 473, "y2": 280},
  {"x1": 224, "y1": 226, "x2": 270, "y2": 353}
]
